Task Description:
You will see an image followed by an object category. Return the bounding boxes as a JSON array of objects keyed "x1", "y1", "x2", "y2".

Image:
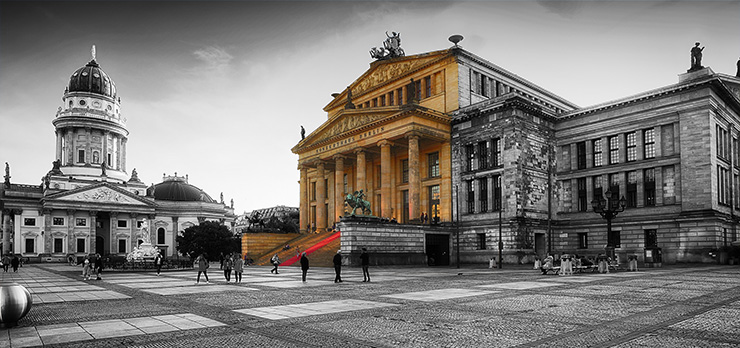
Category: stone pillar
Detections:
[
  {"x1": 379, "y1": 140, "x2": 393, "y2": 218},
  {"x1": 67, "y1": 209, "x2": 76, "y2": 253},
  {"x1": 102, "y1": 131, "x2": 109, "y2": 168},
  {"x1": 171, "y1": 216, "x2": 179, "y2": 257},
  {"x1": 43, "y1": 209, "x2": 52, "y2": 253},
  {"x1": 355, "y1": 149, "x2": 366, "y2": 192},
  {"x1": 110, "y1": 212, "x2": 118, "y2": 253},
  {"x1": 130, "y1": 213, "x2": 138, "y2": 253},
  {"x1": 84, "y1": 127, "x2": 91, "y2": 165},
  {"x1": 299, "y1": 165, "x2": 308, "y2": 233},
  {"x1": 407, "y1": 134, "x2": 421, "y2": 221},
  {"x1": 316, "y1": 161, "x2": 327, "y2": 232},
  {"x1": 116, "y1": 136, "x2": 122, "y2": 170},
  {"x1": 2, "y1": 210, "x2": 11, "y2": 255},
  {"x1": 334, "y1": 155, "x2": 345, "y2": 220},
  {"x1": 89, "y1": 211, "x2": 97, "y2": 254},
  {"x1": 55, "y1": 130, "x2": 63, "y2": 161},
  {"x1": 121, "y1": 138, "x2": 127, "y2": 172},
  {"x1": 440, "y1": 142, "x2": 452, "y2": 222}
]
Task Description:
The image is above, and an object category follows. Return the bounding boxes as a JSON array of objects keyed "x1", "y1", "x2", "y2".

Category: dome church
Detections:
[{"x1": 0, "y1": 47, "x2": 235, "y2": 260}]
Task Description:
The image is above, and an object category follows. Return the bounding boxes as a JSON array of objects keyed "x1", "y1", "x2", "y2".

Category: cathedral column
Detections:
[
  {"x1": 2, "y1": 210, "x2": 11, "y2": 255},
  {"x1": 334, "y1": 155, "x2": 345, "y2": 221},
  {"x1": 379, "y1": 140, "x2": 393, "y2": 218},
  {"x1": 407, "y1": 134, "x2": 421, "y2": 221},
  {"x1": 110, "y1": 212, "x2": 118, "y2": 253},
  {"x1": 299, "y1": 165, "x2": 308, "y2": 233},
  {"x1": 440, "y1": 141, "x2": 452, "y2": 222},
  {"x1": 130, "y1": 213, "x2": 138, "y2": 253},
  {"x1": 355, "y1": 149, "x2": 366, "y2": 192},
  {"x1": 89, "y1": 211, "x2": 97, "y2": 254},
  {"x1": 316, "y1": 161, "x2": 327, "y2": 232},
  {"x1": 43, "y1": 209, "x2": 52, "y2": 253},
  {"x1": 171, "y1": 216, "x2": 179, "y2": 257},
  {"x1": 55, "y1": 130, "x2": 63, "y2": 160},
  {"x1": 84, "y1": 127, "x2": 91, "y2": 165},
  {"x1": 102, "y1": 131, "x2": 109, "y2": 168},
  {"x1": 121, "y1": 138, "x2": 127, "y2": 172},
  {"x1": 116, "y1": 136, "x2": 122, "y2": 170},
  {"x1": 67, "y1": 209, "x2": 76, "y2": 253}
]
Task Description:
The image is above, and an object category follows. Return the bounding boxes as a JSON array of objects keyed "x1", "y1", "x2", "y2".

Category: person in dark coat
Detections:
[
  {"x1": 360, "y1": 248, "x2": 370, "y2": 282},
  {"x1": 11, "y1": 255, "x2": 20, "y2": 272},
  {"x1": 333, "y1": 250, "x2": 343, "y2": 283},
  {"x1": 300, "y1": 252, "x2": 309, "y2": 282},
  {"x1": 94, "y1": 254, "x2": 104, "y2": 280}
]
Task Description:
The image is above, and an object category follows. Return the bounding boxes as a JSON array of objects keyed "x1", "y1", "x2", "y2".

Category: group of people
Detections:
[
  {"x1": 195, "y1": 253, "x2": 246, "y2": 284},
  {"x1": 537, "y1": 253, "x2": 613, "y2": 275},
  {"x1": 81, "y1": 254, "x2": 104, "y2": 280},
  {"x1": 1, "y1": 254, "x2": 21, "y2": 272}
]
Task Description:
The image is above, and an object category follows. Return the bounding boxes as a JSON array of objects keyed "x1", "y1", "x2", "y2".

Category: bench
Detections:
[{"x1": 541, "y1": 266, "x2": 560, "y2": 275}]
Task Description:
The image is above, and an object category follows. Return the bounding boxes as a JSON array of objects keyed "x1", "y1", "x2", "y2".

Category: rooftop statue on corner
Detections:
[
  {"x1": 345, "y1": 189, "x2": 372, "y2": 217},
  {"x1": 369, "y1": 31, "x2": 405, "y2": 60},
  {"x1": 689, "y1": 42, "x2": 705, "y2": 72}
]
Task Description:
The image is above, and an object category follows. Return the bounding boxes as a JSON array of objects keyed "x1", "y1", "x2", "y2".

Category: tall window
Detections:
[
  {"x1": 424, "y1": 76, "x2": 432, "y2": 98},
  {"x1": 157, "y1": 227, "x2": 166, "y2": 244},
  {"x1": 609, "y1": 136, "x2": 619, "y2": 164},
  {"x1": 479, "y1": 178, "x2": 488, "y2": 213},
  {"x1": 107, "y1": 153, "x2": 112, "y2": 167},
  {"x1": 466, "y1": 144, "x2": 475, "y2": 171},
  {"x1": 644, "y1": 128, "x2": 655, "y2": 159},
  {"x1": 402, "y1": 190, "x2": 409, "y2": 222},
  {"x1": 493, "y1": 175, "x2": 502, "y2": 211},
  {"x1": 118, "y1": 239, "x2": 127, "y2": 253},
  {"x1": 626, "y1": 132, "x2": 636, "y2": 162},
  {"x1": 54, "y1": 238, "x2": 63, "y2": 253},
  {"x1": 577, "y1": 178, "x2": 588, "y2": 212},
  {"x1": 396, "y1": 88, "x2": 403, "y2": 105},
  {"x1": 311, "y1": 182, "x2": 316, "y2": 201},
  {"x1": 578, "y1": 233, "x2": 588, "y2": 249},
  {"x1": 380, "y1": 95, "x2": 386, "y2": 106},
  {"x1": 389, "y1": 91, "x2": 395, "y2": 106},
  {"x1": 718, "y1": 165, "x2": 730, "y2": 205},
  {"x1": 428, "y1": 152, "x2": 440, "y2": 178},
  {"x1": 78, "y1": 149, "x2": 85, "y2": 163},
  {"x1": 466, "y1": 180, "x2": 475, "y2": 213},
  {"x1": 593, "y1": 176, "x2": 603, "y2": 202},
  {"x1": 492, "y1": 138, "x2": 501, "y2": 167},
  {"x1": 644, "y1": 229, "x2": 658, "y2": 248},
  {"x1": 626, "y1": 171, "x2": 637, "y2": 208},
  {"x1": 480, "y1": 76, "x2": 488, "y2": 97},
  {"x1": 401, "y1": 160, "x2": 409, "y2": 183},
  {"x1": 609, "y1": 173, "x2": 620, "y2": 197},
  {"x1": 717, "y1": 125, "x2": 729, "y2": 159},
  {"x1": 593, "y1": 139, "x2": 603, "y2": 167},
  {"x1": 478, "y1": 141, "x2": 488, "y2": 170},
  {"x1": 644, "y1": 168, "x2": 656, "y2": 206},
  {"x1": 429, "y1": 185, "x2": 440, "y2": 222},
  {"x1": 25, "y1": 239, "x2": 34, "y2": 253},
  {"x1": 477, "y1": 233, "x2": 487, "y2": 250},
  {"x1": 343, "y1": 174, "x2": 348, "y2": 194},
  {"x1": 576, "y1": 141, "x2": 586, "y2": 169},
  {"x1": 77, "y1": 238, "x2": 86, "y2": 253}
]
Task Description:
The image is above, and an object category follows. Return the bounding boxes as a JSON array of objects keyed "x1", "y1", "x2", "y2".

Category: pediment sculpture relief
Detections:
[
  {"x1": 315, "y1": 114, "x2": 387, "y2": 143},
  {"x1": 68, "y1": 187, "x2": 142, "y2": 204},
  {"x1": 354, "y1": 59, "x2": 429, "y2": 95}
]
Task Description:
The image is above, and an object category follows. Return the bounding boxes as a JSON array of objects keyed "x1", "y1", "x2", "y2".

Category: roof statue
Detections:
[
  {"x1": 4, "y1": 162, "x2": 10, "y2": 188},
  {"x1": 300, "y1": 125, "x2": 306, "y2": 140},
  {"x1": 736, "y1": 57, "x2": 739, "y2": 78},
  {"x1": 344, "y1": 86, "x2": 356, "y2": 109},
  {"x1": 369, "y1": 31, "x2": 405, "y2": 61},
  {"x1": 91, "y1": 44, "x2": 96, "y2": 61},
  {"x1": 689, "y1": 42, "x2": 705, "y2": 72}
]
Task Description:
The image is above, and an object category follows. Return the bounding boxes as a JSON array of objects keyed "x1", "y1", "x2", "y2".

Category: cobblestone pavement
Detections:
[{"x1": 1, "y1": 263, "x2": 739, "y2": 347}]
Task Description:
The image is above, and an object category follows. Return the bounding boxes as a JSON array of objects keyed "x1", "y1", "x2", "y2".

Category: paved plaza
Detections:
[{"x1": 0, "y1": 263, "x2": 739, "y2": 347}]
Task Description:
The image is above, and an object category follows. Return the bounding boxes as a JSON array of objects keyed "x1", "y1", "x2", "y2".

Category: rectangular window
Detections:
[
  {"x1": 644, "y1": 129, "x2": 655, "y2": 159},
  {"x1": 117, "y1": 220, "x2": 127, "y2": 228},
  {"x1": 644, "y1": 168, "x2": 656, "y2": 206},
  {"x1": 24, "y1": 218, "x2": 36, "y2": 226},
  {"x1": 364, "y1": 101, "x2": 370, "y2": 108},
  {"x1": 324, "y1": 178, "x2": 328, "y2": 198},
  {"x1": 429, "y1": 185, "x2": 441, "y2": 222},
  {"x1": 593, "y1": 139, "x2": 603, "y2": 167},
  {"x1": 471, "y1": 71, "x2": 480, "y2": 94},
  {"x1": 576, "y1": 141, "x2": 586, "y2": 169},
  {"x1": 380, "y1": 95, "x2": 386, "y2": 107},
  {"x1": 425, "y1": 76, "x2": 432, "y2": 98},
  {"x1": 644, "y1": 229, "x2": 657, "y2": 248},
  {"x1": 613, "y1": 231, "x2": 621, "y2": 248},
  {"x1": 493, "y1": 175, "x2": 502, "y2": 211},
  {"x1": 626, "y1": 171, "x2": 637, "y2": 208},
  {"x1": 372, "y1": 98, "x2": 378, "y2": 107},
  {"x1": 577, "y1": 178, "x2": 588, "y2": 212},
  {"x1": 397, "y1": 88, "x2": 403, "y2": 105},
  {"x1": 466, "y1": 144, "x2": 475, "y2": 171},
  {"x1": 609, "y1": 173, "x2": 620, "y2": 198},
  {"x1": 480, "y1": 76, "x2": 488, "y2": 97},
  {"x1": 479, "y1": 178, "x2": 488, "y2": 213},
  {"x1": 402, "y1": 190, "x2": 409, "y2": 223},
  {"x1": 118, "y1": 239, "x2": 127, "y2": 253},
  {"x1": 77, "y1": 238, "x2": 86, "y2": 253},
  {"x1": 478, "y1": 141, "x2": 488, "y2": 170},
  {"x1": 578, "y1": 233, "x2": 588, "y2": 249},
  {"x1": 53, "y1": 217, "x2": 65, "y2": 226},
  {"x1": 25, "y1": 238, "x2": 34, "y2": 253},
  {"x1": 477, "y1": 233, "x2": 487, "y2": 250},
  {"x1": 401, "y1": 160, "x2": 409, "y2": 183},
  {"x1": 54, "y1": 238, "x2": 63, "y2": 253},
  {"x1": 389, "y1": 91, "x2": 395, "y2": 106},
  {"x1": 626, "y1": 132, "x2": 636, "y2": 162},
  {"x1": 78, "y1": 149, "x2": 85, "y2": 163},
  {"x1": 718, "y1": 165, "x2": 730, "y2": 205},
  {"x1": 343, "y1": 174, "x2": 348, "y2": 194},
  {"x1": 428, "y1": 152, "x2": 440, "y2": 178},
  {"x1": 311, "y1": 182, "x2": 316, "y2": 201},
  {"x1": 467, "y1": 180, "x2": 475, "y2": 214},
  {"x1": 75, "y1": 218, "x2": 87, "y2": 227},
  {"x1": 492, "y1": 138, "x2": 501, "y2": 167},
  {"x1": 609, "y1": 136, "x2": 619, "y2": 164},
  {"x1": 593, "y1": 176, "x2": 603, "y2": 201},
  {"x1": 107, "y1": 153, "x2": 112, "y2": 167}
]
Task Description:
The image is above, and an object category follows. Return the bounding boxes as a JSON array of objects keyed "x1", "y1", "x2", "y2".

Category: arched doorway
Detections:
[{"x1": 95, "y1": 236, "x2": 105, "y2": 256}]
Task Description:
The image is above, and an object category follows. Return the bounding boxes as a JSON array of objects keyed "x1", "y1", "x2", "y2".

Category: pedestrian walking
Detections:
[
  {"x1": 82, "y1": 256, "x2": 91, "y2": 280},
  {"x1": 300, "y1": 252, "x2": 309, "y2": 282},
  {"x1": 333, "y1": 250, "x2": 343, "y2": 283},
  {"x1": 360, "y1": 248, "x2": 370, "y2": 282},
  {"x1": 154, "y1": 253, "x2": 163, "y2": 276},
  {"x1": 195, "y1": 254, "x2": 210, "y2": 284},
  {"x1": 233, "y1": 254, "x2": 244, "y2": 283},
  {"x1": 94, "y1": 254, "x2": 104, "y2": 280},
  {"x1": 223, "y1": 253, "x2": 233, "y2": 282},
  {"x1": 270, "y1": 253, "x2": 280, "y2": 274},
  {"x1": 2, "y1": 254, "x2": 9, "y2": 272},
  {"x1": 219, "y1": 252, "x2": 225, "y2": 270},
  {"x1": 11, "y1": 255, "x2": 20, "y2": 272}
]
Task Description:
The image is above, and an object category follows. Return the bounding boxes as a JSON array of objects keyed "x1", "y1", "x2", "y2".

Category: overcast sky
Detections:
[{"x1": 1, "y1": 1, "x2": 738, "y2": 213}]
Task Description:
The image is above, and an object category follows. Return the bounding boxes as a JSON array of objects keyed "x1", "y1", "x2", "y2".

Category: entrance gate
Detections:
[{"x1": 425, "y1": 233, "x2": 449, "y2": 266}]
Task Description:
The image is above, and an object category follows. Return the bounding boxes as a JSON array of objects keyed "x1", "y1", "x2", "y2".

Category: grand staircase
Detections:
[{"x1": 251, "y1": 230, "x2": 340, "y2": 268}]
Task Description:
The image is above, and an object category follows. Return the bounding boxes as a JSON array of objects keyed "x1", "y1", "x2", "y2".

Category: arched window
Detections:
[{"x1": 157, "y1": 227, "x2": 166, "y2": 245}]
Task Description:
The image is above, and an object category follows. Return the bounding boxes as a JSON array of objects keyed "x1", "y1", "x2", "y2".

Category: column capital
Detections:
[
  {"x1": 89, "y1": 210, "x2": 98, "y2": 216},
  {"x1": 41, "y1": 208, "x2": 52, "y2": 215},
  {"x1": 332, "y1": 154, "x2": 347, "y2": 161},
  {"x1": 405, "y1": 132, "x2": 421, "y2": 141},
  {"x1": 130, "y1": 212, "x2": 138, "y2": 219},
  {"x1": 110, "y1": 212, "x2": 119, "y2": 218},
  {"x1": 377, "y1": 140, "x2": 392, "y2": 148},
  {"x1": 353, "y1": 147, "x2": 366, "y2": 155}
]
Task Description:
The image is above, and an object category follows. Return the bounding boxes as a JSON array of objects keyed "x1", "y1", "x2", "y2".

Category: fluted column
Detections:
[
  {"x1": 67, "y1": 209, "x2": 76, "y2": 253},
  {"x1": 407, "y1": 134, "x2": 421, "y2": 221},
  {"x1": 334, "y1": 155, "x2": 345, "y2": 220},
  {"x1": 55, "y1": 130, "x2": 63, "y2": 160},
  {"x1": 2, "y1": 210, "x2": 11, "y2": 255},
  {"x1": 355, "y1": 149, "x2": 366, "y2": 192},
  {"x1": 299, "y1": 165, "x2": 308, "y2": 233},
  {"x1": 102, "y1": 131, "x2": 109, "y2": 167},
  {"x1": 89, "y1": 211, "x2": 97, "y2": 254},
  {"x1": 316, "y1": 161, "x2": 327, "y2": 232},
  {"x1": 121, "y1": 138, "x2": 127, "y2": 172},
  {"x1": 130, "y1": 213, "x2": 138, "y2": 253},
  {"x1": 379, "y1": 140, "x2": 392, "y2": 218},
  {"x1": 84, "y1": 127, "x2": 91, "y2": 165}
]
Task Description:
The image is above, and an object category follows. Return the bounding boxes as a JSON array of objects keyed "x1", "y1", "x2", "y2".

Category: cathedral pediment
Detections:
[
  {"x1": 44, "y1": 182, "x2": 154, "y2": 207},
  {"x1": 296, "y1": 110, "x2": 397, "y2": 150},
  {"x1": 325, "y1": 50, "x2": 453, "y2": 110}
]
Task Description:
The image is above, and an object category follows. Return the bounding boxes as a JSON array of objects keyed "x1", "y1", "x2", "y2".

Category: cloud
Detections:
[{"x1": 192, "y1": 45, "x2": 233, "y2": 71}]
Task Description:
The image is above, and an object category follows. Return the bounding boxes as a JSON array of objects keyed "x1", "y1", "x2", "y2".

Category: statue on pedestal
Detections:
[
  {"x1": 345, "y1": 190, "x2": 372, "y2": 216},
  {"x1": 689, "y1": 42, "x2": 705, "y2": 71}
]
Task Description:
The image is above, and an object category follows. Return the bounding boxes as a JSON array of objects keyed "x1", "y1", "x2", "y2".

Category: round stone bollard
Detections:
[{"x1": 0, "y1": 282, "x2": 33, "y2": 328}]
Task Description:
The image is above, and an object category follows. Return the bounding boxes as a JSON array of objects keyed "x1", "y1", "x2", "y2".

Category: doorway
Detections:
[
  {"x1": 534, "y1": 233, "x2": 545, "y2": 258},
  {"x1": 425, "y1": 233, "x2": 449, "y2": 266},
  {"x1": 95, "y1": 212, "x2": 110, "y2": 255}
]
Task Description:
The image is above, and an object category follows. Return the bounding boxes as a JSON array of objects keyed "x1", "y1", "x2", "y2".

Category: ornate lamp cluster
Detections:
[{"x1": 591, "y1": 190, "x2": 626, "y2": 257}]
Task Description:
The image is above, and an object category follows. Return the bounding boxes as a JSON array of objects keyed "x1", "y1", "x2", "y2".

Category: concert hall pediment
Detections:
[{"x1": 44, "y1": 183, "x2": 154, "y2": 207}]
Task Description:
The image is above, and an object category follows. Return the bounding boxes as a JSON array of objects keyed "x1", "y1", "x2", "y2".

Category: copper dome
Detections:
[
  {"x1": 68, "y1": 60, "x2": 117, "y2": 99},
  {"x1": 147, "y1": 180, "x2": 215, "y2": 203}
]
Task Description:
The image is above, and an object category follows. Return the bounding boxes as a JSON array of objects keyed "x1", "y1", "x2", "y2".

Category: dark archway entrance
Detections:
[
  {"x1": 95, "y1": 212, "x2": 110, "y2": 255},
  {"x1": 425, "y1": 233, "x2": 449, "y2": 266}
]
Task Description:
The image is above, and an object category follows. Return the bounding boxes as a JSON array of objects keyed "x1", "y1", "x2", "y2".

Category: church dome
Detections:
[
  {"x1": 68, "y1": 59, "x2": 117, "y2": 99},
  {"x1": 148, "y1": 176, "x2": 215, "y2": 203}
]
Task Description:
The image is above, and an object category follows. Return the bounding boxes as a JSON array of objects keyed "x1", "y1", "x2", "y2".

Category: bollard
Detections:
[{"x1": 0, "y1": 282, "x2": 33, "y2": 328}]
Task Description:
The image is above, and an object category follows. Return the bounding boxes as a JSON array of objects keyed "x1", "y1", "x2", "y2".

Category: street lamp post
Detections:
[
  {"x1": 591, "y1": 190, "x2": 626, "y2": 260},
  {"x1": 498, "y1": 175, "x2": 503, "y2": 269}
]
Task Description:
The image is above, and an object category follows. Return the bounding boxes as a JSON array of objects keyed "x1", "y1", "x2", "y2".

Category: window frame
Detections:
[
  {"x1": 428, "y1": 152, "x2": 440, "y2": 178},
  {"x1": 643, "y1": 128, "x2": 655, "y2": 159}
]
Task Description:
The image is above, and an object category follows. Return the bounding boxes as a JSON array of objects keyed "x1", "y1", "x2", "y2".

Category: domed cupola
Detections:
[
  {"x1": 147, "y1": 174, "x2": 216, "y2": 203},
  {"x1": 68, "y1": 59, "x2": 117, "y2": 99}
]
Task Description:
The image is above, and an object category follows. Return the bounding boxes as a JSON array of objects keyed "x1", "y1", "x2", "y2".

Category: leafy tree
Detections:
[
  {"x1": 263, "y1": 211, "x2": 299, "y2": 233},
  {"x1": 176, "y1": 221, "x2": 240, "y2": 260}
]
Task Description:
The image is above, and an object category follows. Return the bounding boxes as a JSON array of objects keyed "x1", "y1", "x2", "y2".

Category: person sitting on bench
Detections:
[{"x1": 540, "y1": 255, "x2": 555, "y2": 274}]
